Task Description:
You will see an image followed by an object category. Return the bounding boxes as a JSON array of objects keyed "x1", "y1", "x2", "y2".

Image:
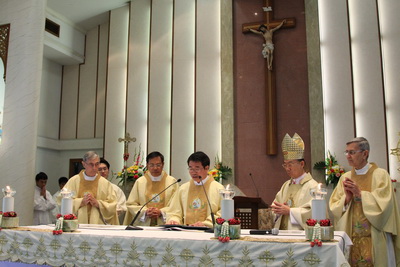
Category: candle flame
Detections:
[
  {"x1": 318, "y1": 183, "x2": 321, "y2": 190},
  {"x1": 226, "y1": 184, "x2": 231, "y2": 190}
]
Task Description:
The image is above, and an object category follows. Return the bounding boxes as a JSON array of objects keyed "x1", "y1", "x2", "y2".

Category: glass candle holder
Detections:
[
  {"x1": 2, "y1": 186, "x2": 16, "y2": 212},
  {"x1": 219, "y1": 185, "x2": 235, "y2": 220}
]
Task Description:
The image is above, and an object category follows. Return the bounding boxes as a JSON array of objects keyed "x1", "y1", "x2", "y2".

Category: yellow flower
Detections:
[
  {"x1": 133, "y1": 165, "x2": 139, "y2": 171},
  {"x1": 208, "y1": 168, "x2": 219, "y2": 178}
]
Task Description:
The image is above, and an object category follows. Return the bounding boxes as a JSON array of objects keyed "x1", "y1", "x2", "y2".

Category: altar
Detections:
[{"x1": 0, "y1": 225, "x2": 351, "y2": 266}]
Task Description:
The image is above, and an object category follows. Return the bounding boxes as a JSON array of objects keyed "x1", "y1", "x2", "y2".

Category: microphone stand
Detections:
[
  {"x1": 199, "y1": 176, "x2": 215, "y2": 233},
  {"x1": 126, "y1": 178, "x2": 181, "y2": 230}
]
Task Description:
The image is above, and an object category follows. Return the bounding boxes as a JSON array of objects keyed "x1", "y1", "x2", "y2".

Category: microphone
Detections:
[
  {"x1": 249, "y1": 173, "x2": 259, "y2": 197},
  {"x1": 199, "y1": 176, "x2": 215, "y2": 233},
  {"x1": 125, "y1": 178, "x2": 181, "y2": 230}
]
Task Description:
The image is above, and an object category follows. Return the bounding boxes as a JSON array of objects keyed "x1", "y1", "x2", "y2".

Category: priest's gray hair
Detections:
[
  {"x1": 83, "y1": 151, "x2": 100, "y2": 162},
  {"x1": 346, "y1": 137, "x2": 370, "y2": 152}
]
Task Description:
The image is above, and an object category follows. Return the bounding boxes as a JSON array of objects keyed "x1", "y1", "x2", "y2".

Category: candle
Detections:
[
  {"x1": 60, "y1": 188, "x2": 74, "y2": 215},
  {"x1": 311, "y1": 184, "x2": 327, "y2": 221},
  {"x1": 2, "y1": 186, "x2": 16, "y2": 212},
  {"x1": 61, "y1": 198, "x2": 73, "y2": 215},
  {"x1": 219, "y1": 184, "x2": 235, "y2": 220}
]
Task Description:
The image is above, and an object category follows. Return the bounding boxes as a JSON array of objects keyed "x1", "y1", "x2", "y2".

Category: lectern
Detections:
[{"x1": 233, "y1": 196, "x2": 268, "y2": 229}]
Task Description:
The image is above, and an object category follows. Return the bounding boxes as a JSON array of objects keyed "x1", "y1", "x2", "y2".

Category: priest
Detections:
[
  {"x1": 62, "y1": 151, "x2": 119, "y2": 225},
  {"x1": 166, "y1": 151, "x2": 224, "y2": 227},
  {"x1": 271, "y1": 133, "x2": 318, "y2": 230},
  {"x1": 330, "y1": 137, "x2": 400, "y2": 266},
  {"x1": 123, "y1": 151, "x2": 179, "y2": 226}
]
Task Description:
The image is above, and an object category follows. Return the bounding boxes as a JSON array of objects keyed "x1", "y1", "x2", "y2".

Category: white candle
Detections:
[
  {"x1": 61, "y1": 197, "x2": 73, "y2": 215},
  {"x1": 311, "y1": 183, "x2": 327, "y2": 220},
  {"x1": 221, "y1": 199, "x2": 234, "y2": 220},
  {"x1": 311, "y1": 198, "x2": 326, "y2": 220},
  {"x1": 2, "y1": 196, "x2": 14, "y2": 212},
  {"x1": 219, "y1": 184, "x2": 235, "y2": 220}
]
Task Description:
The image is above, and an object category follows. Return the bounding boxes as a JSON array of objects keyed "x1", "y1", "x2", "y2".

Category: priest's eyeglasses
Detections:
[
  {"x1": 344, "y1": 150, "x2": 363, "y2": 156},
  {"x1": 188, "y1": 167, "x2": 203, "y2": 172},
  {"x1": 85, "y1": 162, "x2": 100, "y2": 168},
  {"x1": 148, "y1": 163, "x2": 163, "y2": 168},
  {"x1": 281, "y1": 161, "x2": 299, "y2": 169}
]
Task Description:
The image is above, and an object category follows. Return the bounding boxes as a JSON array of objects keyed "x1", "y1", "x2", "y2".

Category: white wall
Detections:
[
  {"x1": 0, "y1": 0, "x2": 46, "y2": 225},
  {"x1": 319, "y1": 0, "x2": 400, "y2": 177},
  {"x1": 59, "y1": 1, "x2": 223, "y2": 182}
]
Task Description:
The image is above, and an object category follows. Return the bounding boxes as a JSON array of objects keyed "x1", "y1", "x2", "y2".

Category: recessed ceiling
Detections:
[{"x1": 47, "y1": 0, "x2": 129, "y2": 31}]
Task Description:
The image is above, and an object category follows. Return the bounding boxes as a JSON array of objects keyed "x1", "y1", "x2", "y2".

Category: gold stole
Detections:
[
  {"x1": 185, "y1": 178, "x2": 212, "y2": 225},
  {"x1": 349, "y1": 164, "x2": 375, "y2": 266},
  {"x1": 280, "y1": 183, "x2": 301, "y2": 230},
  {"x1": 77, "y1": 171, "x2": 100, "y2": 223},
  {"x1": 144, "y1": 171, "x2": 167, "y2": 209}
]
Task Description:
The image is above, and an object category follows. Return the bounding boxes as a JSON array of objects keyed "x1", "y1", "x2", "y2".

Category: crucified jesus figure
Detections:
[{"x1": 250, "y1": 19, "x2": 286, "y2": 71}]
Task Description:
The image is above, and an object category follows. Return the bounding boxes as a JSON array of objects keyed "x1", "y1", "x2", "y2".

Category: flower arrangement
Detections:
[
  {"x1": 306, "y1": 218, "x2": 331, "y2": 227},
  {"x1": 116, "y1": 146, "x2": 147, "y2": 186},
  {"x1": 305, "y1": 218, "x2": 332, "y2": 247},
  {"x1": 314, "y1": 151, "x2": 345, "y2": 188},
  {"x1": 53, "y1": 213, "x2": 78, "y2": 235},
  {"x1": 56, "y1": 213, "x2": 77, "y2": 220},
  {"x1": 1, "y1": 211, "x2": 17, "y2": 217},
  {"x1": 215, "y1": 217, "x2": 241, "y2": 243},
  {"x1": 0, "y1": 211, "x2": 18, "y2": 230},
  {"x1": 208, "y1": 155, "x2": 232, "y2": 183},
  {"x1": 216, "y1": 217, "x2": 241, "y2": 225}
]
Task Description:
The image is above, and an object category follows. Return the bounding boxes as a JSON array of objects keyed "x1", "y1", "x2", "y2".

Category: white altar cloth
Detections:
[{"x1": 0, "y1": 225, "x2": 351, "y2": 266}]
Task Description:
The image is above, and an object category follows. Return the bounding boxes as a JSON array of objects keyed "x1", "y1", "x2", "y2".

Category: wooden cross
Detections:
[
  {"x1": 242, "y1": 0, "x2": 295, "y2": 155},
  {"x1": 118, "y1": 132, "x2": 136, "y2": 155}
]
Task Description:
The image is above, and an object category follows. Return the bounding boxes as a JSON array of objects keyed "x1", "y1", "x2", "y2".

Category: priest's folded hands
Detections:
[
  {"x1": 146, "y1": 207, "x2": 161, "y2": 219},
  {"x1": 80, "y1": 193, "x2": 99, "y2": 208}
]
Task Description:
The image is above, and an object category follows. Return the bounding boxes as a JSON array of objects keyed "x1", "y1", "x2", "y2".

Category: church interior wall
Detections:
[
  {"x1": 39, "y1": 58, "x2": 62, "y2": 140},
  {"x1": 168, "y1": 0, "x2": 196, "y2": 178},
  {"x1": 76, "y1": 26, "x2": 99, "y2": 139},
  {"x1": 44, "y1": 9, "x2": 85, "y2": 65},
  {"x1": 56, "y1": 1, "x2": 224, "y2": 184},
  {"x1": 2, "y1": 0, "x2": 399, "y2": 226},
  {"x1": 319, "y1": 0, "x2": 400, "y2": 177},
  {"x1": 0, "y1": 0, "x2": 46, "y2": 225},
  {"x1": 103, "y1": 5, "x2": 129, "y2": 178},
  {"x1": 233, "y1": 0, "x2": 312, "y2": 203}
]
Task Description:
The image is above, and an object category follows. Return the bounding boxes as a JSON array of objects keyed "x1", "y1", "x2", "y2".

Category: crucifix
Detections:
[
  {"x1": 242, "y1": 0, "x2": 295, "y2": 155},
  {"x1": 118, "y1": 132, "x2": 136, "y2": 164}
]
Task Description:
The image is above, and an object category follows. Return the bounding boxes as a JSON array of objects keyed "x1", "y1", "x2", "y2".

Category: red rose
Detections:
[
  {"x1": 319, "y1": 219, "x2": 331, "y2": 226},
  {"x1": 306, "y1": 219, "x2": 317, "y2": 226},
  {"x1": 3, "y1": 211, "x2": 17, "y2": 217},
  {"x1": 228, "y1": 217, "x2": 241, "y2": 225},
  {"x1": 64, "y1": 214, "x2": 77, "y2": 220},
  {"x1": 216, "y1": 218, "x2": 225, "y2": 225}
]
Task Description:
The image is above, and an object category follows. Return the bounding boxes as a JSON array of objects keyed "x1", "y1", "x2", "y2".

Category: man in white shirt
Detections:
[{"x1": 33, "y1": 172, "x2": 57, "y2": 225}]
